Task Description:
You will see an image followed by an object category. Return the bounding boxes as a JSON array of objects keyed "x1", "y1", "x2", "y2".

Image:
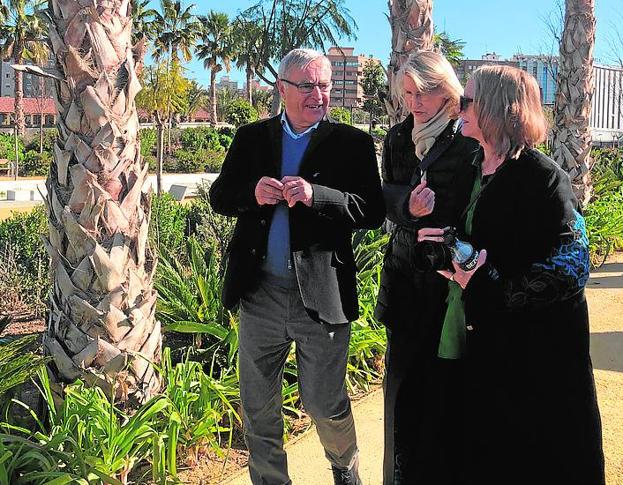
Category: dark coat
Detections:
[
  {"x1": 209, "y1": 115, "x2": 385, "y2": 325},
  {"x1": 462, "y1": 149, "x2": 605, "y2": 485},
  {"x1": 375, "y1": 115, "x2": 479, "y2": 353},
  {"x1": 374, "y1": 115, "x2": 479, "y2": 485}
]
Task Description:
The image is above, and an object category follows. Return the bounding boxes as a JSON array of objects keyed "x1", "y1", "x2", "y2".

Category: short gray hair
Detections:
[{"x1": 278, "y1": 48, "x2": 330, "y2": 79}]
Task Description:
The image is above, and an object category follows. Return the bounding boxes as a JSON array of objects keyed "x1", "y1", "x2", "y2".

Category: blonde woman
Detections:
[
  {"x1": 375, "y1": 51, "x2": 479, "y2": 484},
  {"x1": 429, "y1": 65, "x2": 604, "y2": 484}
]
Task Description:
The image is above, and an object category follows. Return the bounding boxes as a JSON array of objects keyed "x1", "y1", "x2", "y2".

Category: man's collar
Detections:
[{"x1": 280, "y1": 111, "x2": 320, "y2": 140}]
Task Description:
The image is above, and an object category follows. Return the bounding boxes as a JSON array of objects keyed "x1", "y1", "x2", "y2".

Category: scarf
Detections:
[{"x1": 411, "y1": 104, "x2": 452, "y2": 161}]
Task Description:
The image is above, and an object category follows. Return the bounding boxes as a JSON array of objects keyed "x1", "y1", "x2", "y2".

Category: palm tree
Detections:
[
  {"x1": 551, "y1": 0, "x2": 596, "y2": 206},
  {"x1": 151, "y1": 0, "x2": 200, "y2": 152},
  {"x1": 238, "y1": 0, "x2": 358, "y2": 116},
  {"x1": 196, "y1": 11, "x2": 234, "y2": 124},
  {"x1": 131, "y1": 0, "x2": 158, "y2": 44},
  {"x1": 232, "y1": 18, "x2": 264, "y2": 104},
  {"x1": 42, "y1": 0, "x2": 161, "y2": 404},
  {"x1": 136, "y1": 60, "x2": 190, "y2": 194},
  {"x1": 386, "y1": 0, "x2": 434, "y2": 125},
  {"x1": 185, "y1": 79, "x2": 209, "y2": 121},
  {"x1": 0, "y1": 0, "x2": 49, "y2": 136},
  {"x1": 434, "y1": 31, "x2": 465, "y2": 68},
  {"x1": 152, "y1": 0, "x2": 199, "y2": 64}
]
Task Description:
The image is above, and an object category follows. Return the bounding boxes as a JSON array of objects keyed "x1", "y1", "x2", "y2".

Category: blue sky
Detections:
[{"x1": 157, "y1": 0, "x2": 622, "y2": 87}]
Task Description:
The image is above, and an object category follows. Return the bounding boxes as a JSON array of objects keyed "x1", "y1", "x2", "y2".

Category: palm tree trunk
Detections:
[
  {"x1": 156, "y1": 115, "x2": 165, "y2": 195},
  {"x1": 13, "y1": 49, "x2": 26, "y2": 137},
  {"x1": 270, "y1": 85, "x2": 281, "y2": 116},
  {"x1": 386, "y1": 0, "x2": 434, "y2": 125},
  {"x1": 44, "y1": 0, "x2": 161, "y2": 404},
  {"x1": 246, "y1": 67, "x2": 253, "y2": 104},
  {"x1": 210, "y1": 70, "x2": 218, "y2": 124},
  {"x1": 551, "y1": 0, "x2": 596, "y2": 207}
]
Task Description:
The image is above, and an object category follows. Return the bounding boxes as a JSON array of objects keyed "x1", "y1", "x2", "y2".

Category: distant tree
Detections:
[
  {"x1": 387, "y1": 0, "x2": 434, "y2": 125},
  {"x1": 0, "y1": 0, "x2": 49, "y2": 136},
  {"x1": 196, "y1": 11, "x2": 235, "y2": 124},
  {"x1": 137, "y1": 60, "x2": 190, "y2": 194},
  {"x1": 184, "y1": 80, "x2": 209, "y2": 121},
  {"x1": 225, "y1": 98, "x2": 259, "y2": 127},
  {"x1": 238, "y1": 0, "x2": 357, "y2": 116},
  {"x1": 252, "y1": 88, "x2": 273, "y2": 118},
  {"x1": 360, "y1": 57, "x2": 386, "y2": 133},
  {"x1": 433, "y1": 31, "x2": 465, "y2": 67},
  {"x1": 329, "y1": 107, "x2": 351, "y2": 125},
  {"x1": 551, "y1": 0, "x2": 596, "y2": 206},
  {"x1": 216, "y1": 87, "x2": 240, "y2": 123},
  {"x1": 232, "y1": 18, "x2": 264, "y2": 104},
  {"x1": 131, "y1": 0, "x2": 158, "y2": 44}
]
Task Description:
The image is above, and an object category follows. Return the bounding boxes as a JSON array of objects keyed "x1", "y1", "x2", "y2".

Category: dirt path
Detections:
[{"x1": 182, "y1": 254, "x2": 623, "y2": 485}]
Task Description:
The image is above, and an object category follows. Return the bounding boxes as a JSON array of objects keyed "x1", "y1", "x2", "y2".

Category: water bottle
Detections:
[{"x1": 442, "y1": 227, "x2": 479, "y2": 272}]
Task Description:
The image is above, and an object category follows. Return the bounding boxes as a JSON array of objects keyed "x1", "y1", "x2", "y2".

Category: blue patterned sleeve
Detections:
[{"x1": 503, "y1": 210, "x2": 590, "y2": 310}]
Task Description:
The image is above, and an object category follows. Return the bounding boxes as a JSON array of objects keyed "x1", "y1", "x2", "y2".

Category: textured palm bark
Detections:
[
  {"x1": 386, "y1": 0, "x2": 434, "y2": 126},
  {"x1": 43, "y1": 0, "x2": 161, "y2": 404},
  {"x1": 552, "y1": 0, "x2": 596, "y2": 207},
  {"x1": 14, "y1": 49, "x2": 26, "y2": 137}
]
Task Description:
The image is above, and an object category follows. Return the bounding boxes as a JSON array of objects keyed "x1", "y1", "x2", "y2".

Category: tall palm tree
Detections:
[
  {"x1": 42, "y1": 0, "x2": 161, "y2": 404},
  {"x1": 232, "y1": 18, "x2": 264, "y2": 104},
  {"x1": 152, "y1": 0, "x2": 199, "y2": 64},
  {"x1": 386, "y1": 0, "x2": 434, "y2": 125},
  {"x1": 196, "y1": 11, "x2": 234, "y2": 124},
  {"x1": 551, "y1": 0, "x2": 596, "y2": 206},
  {"x1": 131, "y1": 0, "x2": 158, "y2": 44},
  {"x1": 151, "y1": 0, "x2": 200, "y2": 152},
  {"x1": 0, "y1": 0, "x2": 49, "y2": 136}
]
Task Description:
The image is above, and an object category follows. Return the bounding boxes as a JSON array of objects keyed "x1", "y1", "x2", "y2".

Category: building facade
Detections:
[
  {"x1": 1, "y1": 60, "x2": 55, "y2": 99},
  {"x1": 513, "y1": 54, "x2": 559, "y2": 105},
  {"x1": 591, "y1": 64, "x2": 623, "y2": 144},
  {"x1": 455, "y1": 53, "x2": 519, "y2": 84},
  {"x1": 326, "y1": 47, "x2": 381, "y2": 108}
]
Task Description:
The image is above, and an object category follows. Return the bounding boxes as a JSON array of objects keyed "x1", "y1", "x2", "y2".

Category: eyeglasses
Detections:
[
  {"x1": 280, "y1": 78, "x2": 332, "y2": 94},
  {"x1": 459, "y1": 95, "x2": 474, "y2": 112}
]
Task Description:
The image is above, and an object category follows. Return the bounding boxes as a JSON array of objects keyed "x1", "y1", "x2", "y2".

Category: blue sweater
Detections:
[{"x1": 262, "y1": 130, "x2": 312, "y2": 282}]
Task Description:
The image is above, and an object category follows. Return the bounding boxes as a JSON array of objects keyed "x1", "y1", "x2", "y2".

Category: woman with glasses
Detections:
[
  {"x1": 430, "y1": 65, "x2": 604, "y2": 484},
  {"x1": 375, "y1": 50, "x2": 479, "y2": 485}
]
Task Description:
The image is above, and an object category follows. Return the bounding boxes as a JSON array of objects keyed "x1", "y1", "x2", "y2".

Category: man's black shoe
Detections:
[{"x1": 331, "y1": 462, "x2": 363, "y2": 485}]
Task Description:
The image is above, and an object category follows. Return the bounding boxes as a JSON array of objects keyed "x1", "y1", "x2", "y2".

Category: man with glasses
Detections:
[{"x1": 210, "y1": 48, "x2": 384, "y2": 485}]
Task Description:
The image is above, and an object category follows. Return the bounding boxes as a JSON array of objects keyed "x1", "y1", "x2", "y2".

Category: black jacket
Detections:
[
  {"x1": 209, "y1": 115, "x2": 385, "y2": 324},
  {"x1": 460, "y1": 149, "x2": 604, "y2": 484},
  {"x1": 375, "y1": 115, "x2": 479, "y2": 343}
]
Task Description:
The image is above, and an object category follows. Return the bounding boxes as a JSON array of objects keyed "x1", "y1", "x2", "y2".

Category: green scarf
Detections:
[{"x1": 437, "y1": 165, "x2": 482, "y2": 359}]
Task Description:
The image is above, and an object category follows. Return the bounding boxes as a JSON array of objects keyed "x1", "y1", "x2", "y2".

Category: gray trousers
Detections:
[{"x1": 239, "y1": 278, "x2": 359, "y2": 485}]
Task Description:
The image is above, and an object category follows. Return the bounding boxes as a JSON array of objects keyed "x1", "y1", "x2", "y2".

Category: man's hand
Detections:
[
  {"x1": 408, "y1": 181, "x2": 435, "y2": 218},
  {"x1": 282, "y1": 176, "x2": 313, "y2": 208},
  {"x1": 255, "y1": 177, "x2": 284, "y2": 206}
]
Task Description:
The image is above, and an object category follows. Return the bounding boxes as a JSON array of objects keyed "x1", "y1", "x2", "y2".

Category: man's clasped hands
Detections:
[{"x1": 255, "y1": 176, "x2": 314, "y2": 207}]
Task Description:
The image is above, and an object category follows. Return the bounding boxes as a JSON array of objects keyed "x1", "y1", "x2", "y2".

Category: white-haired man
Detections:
[{"x1": 210, "y1": 48, "x2": 385, "y2": 485}]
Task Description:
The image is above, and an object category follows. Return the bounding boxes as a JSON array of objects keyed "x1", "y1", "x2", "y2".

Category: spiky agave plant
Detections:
[{"x1": 41, "y1": 0, "x2": 161, "y2": 404}]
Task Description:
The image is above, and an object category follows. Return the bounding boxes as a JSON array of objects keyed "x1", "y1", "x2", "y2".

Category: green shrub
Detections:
[
  {"x1": 371, "y1": 127, "x2": 387, "y2": 139},
  {"x1": 0, "y1": 133, "x2": 24, "y2": 163},
  {"x1": 173, "y1": 149, "x2": 204, "y2": 173},
  {"x1": 20, "y1": 150, "x2": 52, "y2": 177},
  {"x1": 203, "y1": 150, "x2": 226, "y2": 173},
  {"x1": 150, "y1": 193, "x2": 191, "y2": 259},
  {"x1": 140, "y1": 127, "x2": 157, "y2": 157},
  {"x1": 180, "y1": 127, "x2": 223, "y2": 152},
  {"x1": 329, "y1": 107, "x2": 352, "y2": 125},
  {"x1": 219, "y1": 133, "x2": 233, "y2": 150},
  {"x1": 224, "y1": 99, "x2": 259, "y2": 128},
  {"x1": 0, "y1": 206, "x2": 48, "y2": 313},
  {"x1": 217, "y1": 126, "x2": 236, "y2": 138}
]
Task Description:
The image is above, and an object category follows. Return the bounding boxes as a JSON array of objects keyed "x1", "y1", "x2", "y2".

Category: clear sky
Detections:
[{"x1": 158, "y1": 0, "x2": 622, "y2": 87}]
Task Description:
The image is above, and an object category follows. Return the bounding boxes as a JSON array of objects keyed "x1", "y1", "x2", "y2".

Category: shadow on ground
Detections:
[{"x1": 590, "y1": 331, "x2": 623, "y2": 373}]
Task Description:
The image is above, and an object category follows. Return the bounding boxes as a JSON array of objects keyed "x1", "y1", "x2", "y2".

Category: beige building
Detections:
[{"x1": 327, "y1": 47, "x2": 381, "y2": 108}]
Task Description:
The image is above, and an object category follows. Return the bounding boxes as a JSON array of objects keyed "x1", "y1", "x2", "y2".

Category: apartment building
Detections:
[
  {"x1": 326, "y1": 46, "x2": 382, "y2": 108},
  {"x1": 455, "y1": 52, "x2": 519, "y2": 84},
  {"x1": 513, "y1": 54, "x2": 559, "y2": 105}
]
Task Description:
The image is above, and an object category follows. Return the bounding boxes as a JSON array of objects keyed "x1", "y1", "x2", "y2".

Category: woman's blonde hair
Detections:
[
  {"x1": 470, "y1": 65, "x2": 548, "y2": 159},
  {"x1": 399, "y1": 50, "x2": 463, "y2": 117}
]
